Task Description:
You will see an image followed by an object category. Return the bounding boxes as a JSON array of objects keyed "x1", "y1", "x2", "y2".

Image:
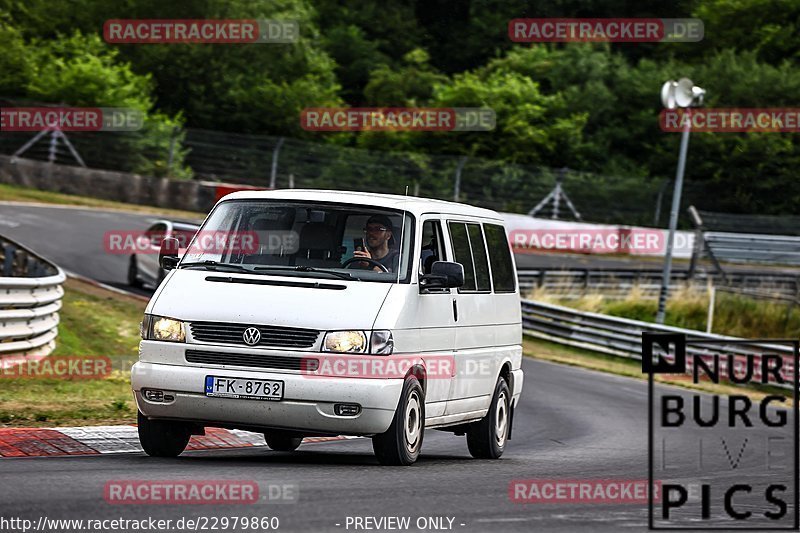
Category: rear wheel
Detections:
[
  {"x1": 264, "y1": 431, "x2": 303, "y2": 451},
  {"x1": 137, "y1": 410, "x2": 191, "y2": 457},
  {"x1": 127, "y1": 256, "x2": 142, "y2": 288},
  {"x1": 466, "y1": 377, "x2": 510, "y2": 459},
  {"x1": 372, "y1": 376, "x2": 424, "y2": 466}
]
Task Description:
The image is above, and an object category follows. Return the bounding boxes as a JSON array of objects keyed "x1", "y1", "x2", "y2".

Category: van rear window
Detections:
[{"x1": 483, "y1": 224, "x2": 516, "y2": 293}]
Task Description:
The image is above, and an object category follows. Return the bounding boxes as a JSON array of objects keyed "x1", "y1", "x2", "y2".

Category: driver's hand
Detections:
[{"x1": 353, "y1": 249, "x2": 371, "y2": 268}]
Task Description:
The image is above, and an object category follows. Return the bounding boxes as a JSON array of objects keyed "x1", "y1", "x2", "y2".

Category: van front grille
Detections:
[
  {"x1": 185, "y1": 349, "x2": 318, "y2": 371},
  {"x1": 189, "y1": 322, "x2": 319, "y2": 349}
]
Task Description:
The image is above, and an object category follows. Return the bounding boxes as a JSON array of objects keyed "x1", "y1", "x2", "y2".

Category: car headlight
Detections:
[
  {"x1": 142, "y1": 314, "x2": 185, "y2": 342},
  {"x1": 323, "y1": 331, "x2": 367, "y2": 353},
  {"x1": 321, "y1": 330, "x2": 393, "y2": 355}
]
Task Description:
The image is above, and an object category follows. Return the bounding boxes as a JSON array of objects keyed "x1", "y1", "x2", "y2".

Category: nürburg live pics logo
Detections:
[{"x1": 644, "y1": 332, "x2": 799, "y2": 530}]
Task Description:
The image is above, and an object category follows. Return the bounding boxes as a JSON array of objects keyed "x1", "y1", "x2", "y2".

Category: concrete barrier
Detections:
[{"x1": 0, "y1": 156, "x2": 218, "y2": 212}]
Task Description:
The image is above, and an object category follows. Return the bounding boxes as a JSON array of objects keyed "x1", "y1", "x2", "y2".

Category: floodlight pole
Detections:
[{"x1": 655, "y1": 110, "x2": 691, "y2": 324}]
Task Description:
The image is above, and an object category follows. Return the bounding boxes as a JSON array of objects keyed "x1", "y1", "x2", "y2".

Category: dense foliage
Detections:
[{"x1": 1, "y1": 0, "x2": 798, "y2": 216}]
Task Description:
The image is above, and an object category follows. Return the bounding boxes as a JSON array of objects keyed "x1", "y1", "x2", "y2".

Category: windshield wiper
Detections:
[
  {"x1": 179, "y1": 260, "x2": 252, "y2": 272},
  {"x1": 252, "y1": 265, "x2": 356, "y2": 281}
]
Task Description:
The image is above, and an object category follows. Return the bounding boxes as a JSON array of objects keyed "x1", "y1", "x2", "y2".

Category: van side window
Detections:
[
  {"x1": 483, "y1": 223, "x2": 516, "y2": 293},
  {"x1": 448, "y1": 222, "x2": 476, "y2": 291},
  {"x1": 420, "y1": 220, "x2": 444, "y2": 275},
  {"x1": 467, "y1": 224, "x2": 491, "y2": 291}
]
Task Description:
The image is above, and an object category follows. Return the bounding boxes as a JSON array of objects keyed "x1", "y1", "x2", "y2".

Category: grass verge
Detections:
[
  {"x1": 531, "y1": 285, "x2": 800, "y2": 339},
  {"x1": 0, "y1": 182, "x2": 204, "y2": 219},
  {"x1": 0, "y1": 278, "x2": 145, "y2": 427}
]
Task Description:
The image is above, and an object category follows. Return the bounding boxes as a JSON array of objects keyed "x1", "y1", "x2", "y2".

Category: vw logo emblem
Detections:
[{"x1": 242, "y1": 327, "x2": 261, "y2": 346}]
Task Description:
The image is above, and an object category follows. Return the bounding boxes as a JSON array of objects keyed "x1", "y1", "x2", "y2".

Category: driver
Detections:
[{"x1": 353, "y1": 214, "x2": 400, "y2": 273}]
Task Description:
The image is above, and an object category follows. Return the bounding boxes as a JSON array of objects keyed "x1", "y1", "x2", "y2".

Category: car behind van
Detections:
[
  {"x1": 132, "y1": 190, "x2": 523, "y2": 465},
  {"x1": 128, "y1": 220, "x2": 201, "y2": 289}
]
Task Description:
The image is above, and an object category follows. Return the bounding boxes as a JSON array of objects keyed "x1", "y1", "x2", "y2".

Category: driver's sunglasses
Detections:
[{"x1": 363, "y1": 225, "x2": 389, "y2": 234}]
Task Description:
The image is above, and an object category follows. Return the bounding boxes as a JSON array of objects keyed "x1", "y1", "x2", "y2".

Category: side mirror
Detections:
[
  {"x1": 159, "y1": 237, "x2": 180, "y2": 270},
  {"x1": 420, "y1": 261, "x2": 464, "y2": 291}
]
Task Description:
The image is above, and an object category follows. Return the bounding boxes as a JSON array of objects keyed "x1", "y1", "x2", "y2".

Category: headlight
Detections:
[
  {"x1": 322, "y1": 331, "x2": 367, "y2": 353},
  {"x1": 142, "y1": 314, "x2": 185, "y2": 342},
  {"x1": 369, "y1": 330, "x2": 394, "y2": 355},
  {"x1": 321, "y1": 330, "x2": 393, "y2": 354}
]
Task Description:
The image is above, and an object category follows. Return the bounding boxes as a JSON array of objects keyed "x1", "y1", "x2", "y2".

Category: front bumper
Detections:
[{"x1": 132, "y1": 360, "x2": 404, "y2": 436}]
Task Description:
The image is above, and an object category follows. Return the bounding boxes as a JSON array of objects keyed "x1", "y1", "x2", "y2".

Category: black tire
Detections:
[
  {"x1": 137, "y1": 410, "x2": 191, "y2": 457},
  {"x1": 127, "y1": 256, "x2": 143, "y2": 288},
  {"x1": 466, "y1": 377, "x2": 510, "y2": 459},
  {"x1": 264, "y1": 431, "x2": 303, "y2": 451},
  {"x1": 372, "y1": 376, "x2": 424, "y2": 466}
]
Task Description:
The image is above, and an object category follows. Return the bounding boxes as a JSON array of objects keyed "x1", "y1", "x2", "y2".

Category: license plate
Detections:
[{"x1": 204, "y1": 376, "x2": 284, "y2": 401}]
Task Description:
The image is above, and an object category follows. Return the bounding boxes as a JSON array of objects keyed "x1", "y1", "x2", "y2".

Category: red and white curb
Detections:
[{"x1": 0, "y1": 426, "x2": 357, "y2": 457}]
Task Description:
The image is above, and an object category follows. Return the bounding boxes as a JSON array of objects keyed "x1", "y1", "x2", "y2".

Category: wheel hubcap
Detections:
[
  {"x1": 404, "y1": 391, "x2": 422, "y2": 453},
  {"x1": 495, "y1": 390, "x2": 508, "y2": 447}
]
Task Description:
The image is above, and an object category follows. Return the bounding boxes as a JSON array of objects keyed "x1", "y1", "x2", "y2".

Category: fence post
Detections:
[
  {"x1": 3, "y1": 245, "x2": 14, "y2": 276},
  {"x1": 166, "y1": 126, "x2": 179, "y2": 178},
  {"x1": 269, "y1": 137, "x2": 285, "y2": 189},
  {"x1": 687, "y1": 206, "x2": 704, "y2": 279},
  {"x1": 453, "y1": 156, "x2": 467, "y2": 202},
  {"x1": 654, "y1": 179, "x2": 669, "y2": 226}
]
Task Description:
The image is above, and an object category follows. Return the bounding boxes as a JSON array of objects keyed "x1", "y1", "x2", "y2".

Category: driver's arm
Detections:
[{"x1": 353, "y1": 249, "x2": 388, "y2": 272}]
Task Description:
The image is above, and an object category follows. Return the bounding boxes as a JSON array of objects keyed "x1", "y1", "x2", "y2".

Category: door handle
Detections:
[{"x1": 452, "y1": 299, "x2": 458, "y2": 322}]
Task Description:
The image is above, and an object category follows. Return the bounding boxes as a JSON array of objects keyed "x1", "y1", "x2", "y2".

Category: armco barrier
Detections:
[
  {"x1": 517, "y1": 268, "x2": 800, "y2": 299},
  {"x1": 0, "y1": 235, "x2": 64, "y2": 364},
  {"x1": 521, "y1": 298, "x2": 795, "y2": 389}
]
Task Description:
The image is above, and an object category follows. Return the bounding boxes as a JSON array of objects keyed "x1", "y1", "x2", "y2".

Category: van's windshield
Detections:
[{"x1": 180, "y1": 200, "x2": 415, "y2": 283}]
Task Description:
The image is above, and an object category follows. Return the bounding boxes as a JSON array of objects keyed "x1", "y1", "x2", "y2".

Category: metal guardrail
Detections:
[
  {"x1": 517, "y1": 268, "x2": 800, "y2": 299},
  {"x1": 521, "y1": 299, "x2": 796, "y2": 389},
  {"x1": 0, "y1": 236, "x2": 65, "y2": 362},
  {"x1": 704, "y1": 232, "x2": 800, "y2": 266}
]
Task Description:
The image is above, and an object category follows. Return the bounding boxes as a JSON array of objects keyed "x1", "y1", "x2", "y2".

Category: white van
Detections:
[{"x1": 132, "y1": 190, "x2": 523, "y2": 465}]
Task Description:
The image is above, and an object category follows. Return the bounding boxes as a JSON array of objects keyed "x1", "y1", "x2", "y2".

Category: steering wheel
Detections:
[{"x1": 341, "y1": 256, "x2": 389, "y2": 272}]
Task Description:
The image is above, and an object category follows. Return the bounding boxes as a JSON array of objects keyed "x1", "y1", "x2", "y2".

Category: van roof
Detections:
[{"x1": 220, "y1": 189, "x2": 504, "y2": 220}]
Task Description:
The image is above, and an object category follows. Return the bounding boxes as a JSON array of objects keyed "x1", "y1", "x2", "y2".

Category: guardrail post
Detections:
[{"x1": 582, "y1": 269, "x2": 590, "y2": 295}]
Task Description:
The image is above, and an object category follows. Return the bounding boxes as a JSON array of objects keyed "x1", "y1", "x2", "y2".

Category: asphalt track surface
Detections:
[
  {"x1": 1, "y1": 203, "x2": 794, "y2": 531},
  {"x1": 1, "y1": 358, "x2": 792, "y2": 531}
]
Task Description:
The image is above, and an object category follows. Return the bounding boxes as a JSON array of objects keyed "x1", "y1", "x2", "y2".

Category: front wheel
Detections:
[
  {"x1": 466, "y1": 377, "x2": 510, "y2": 459},
  {"x1": 372, "y1": 376, "x2": 424, "y2": 466},
  {"x1": 137, "y1": 410, "x2": 191, "y2": 457},
  {"x1": 264, "y1": 431, "x2": 303, "y2": 451}
]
